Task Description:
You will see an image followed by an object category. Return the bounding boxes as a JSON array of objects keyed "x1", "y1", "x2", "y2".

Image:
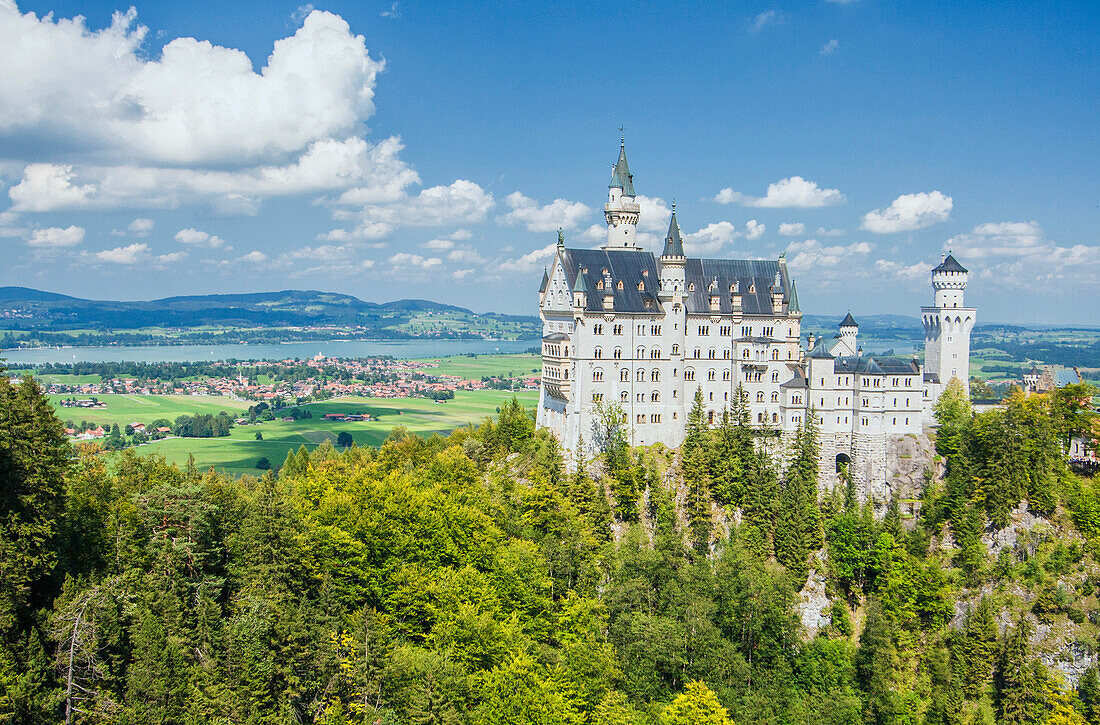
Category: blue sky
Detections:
[{"x1": 0, "y1": 0, "x2": 1096, "y2": 323}]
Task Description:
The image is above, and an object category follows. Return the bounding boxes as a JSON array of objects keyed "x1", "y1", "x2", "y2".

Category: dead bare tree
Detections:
[{"x1": 51, "y1": 583, "x2": 118, "y2": 724}]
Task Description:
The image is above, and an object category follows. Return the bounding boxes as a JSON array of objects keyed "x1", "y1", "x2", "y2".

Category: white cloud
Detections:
[
  {"x1": 499, "y1": 192, "x2": 591, "y2": 233},
  {"x1": 27, "y1": 225, "x2": 84, "y2": 248},
  {"x1": 452, "y1": 268, "x2": 474, "y2": 280},
  {"x1": 784, "y1": 238, "x2": 874, "y2": 272},
  {"x1": 861, "y1": 191, "x2": 952, "y2": 233},
  {"x1": 745, "y1": 219, "x2": 765, "y2": 240},
  {"x1": 9, "y1": 164, "x2": 95, "y2": 211},
  {"x1": 95, "y1": 242, "x2": 147, "y2": 264},
  {"x1": 778, "y1": 222, "x2": 805, "y2": 236},
  {"x1": 153, "y1": 251, "x2": 187, "y2": 265},
  {"x1": 821, "y1": 39, "x2": 839, "y2": 55},
  {"x1": 128, "y1": 218, "x2": 154, "y2": 236},
  {"x1": 0, "y1": 211, "x2": 23, "y2": 237},
  {"x1": 0, "y1": 6, "x2": 384, "y2": 166},
  {"x1": 175, "y1": 228, "x2": 225, "y2": 248},
  {"x1": 423, "y1": 238, "x2": 455, "y2": 250},
  {"x1": 499, "y1": 242, "x2": 558, "y2": 273},
  {"x1": 239, "y1": 251, "x2": 267, "y2": 263},
  {"x1": 751, "y1": 10, "x2": 779, "y2": 32},
  {"x1": 714, "y1": 176, "x2": 845, "y2": 208},
  {"x1": 380, "y1": 2, "x2": 400, "y2": 19},
  {"x1": 945, "y1": 221, "x2": 1100, "y2": 290},
  {"x1": 448, "y1": 229, "x2": 472, "y2": 241},
  {"x1": 326, "y1": 179, "x2": 493, "y2": 240},
  {"x1": 447, "y1": 248, "x2": 484, "y2": 264},
  {"x1": 817, "y1": 227, "x2": 846, "y2": 237},
  {"x1": 682, "y1": 219, "x2": 765, "y2": 254},
  {"x1": 389, "y1": 252, "x2": 441, "y2": 268},
  {"x1": 874, "y1": 259, "x2": 928, "y2": 281}
]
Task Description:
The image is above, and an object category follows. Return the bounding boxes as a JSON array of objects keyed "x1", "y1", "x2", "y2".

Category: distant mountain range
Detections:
[{"x1": 0, "y1": 287, "x2": 539, "y2": 338}]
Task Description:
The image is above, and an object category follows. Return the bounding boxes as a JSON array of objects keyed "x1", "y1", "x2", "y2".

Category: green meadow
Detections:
[
  {"x1": 50, "y1": 394, "x2": 252, "y2": 427},
  {"x1": 118, "y1": 389, "x2": 537, "y2": 477},
  {"x1": 411, "y1": 353, "x2": 541, "y2": 380}
]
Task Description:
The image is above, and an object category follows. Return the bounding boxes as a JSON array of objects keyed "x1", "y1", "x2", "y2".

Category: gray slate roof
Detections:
[
  {"x1": 933, "y1": 254, "x2": 967, "y2": 273},
  {"x1": 683, "y1": 258, "x2": 788, "y2": 315},
  {"x1": 840, "y1": 311, "x2": 858, "y2": 328},
  {"x1": 833, "y1": 356, "x2": 920, "y2": 375},
  {"x1": 559, "y1": 248, "x2": 662, "y2": 314}
]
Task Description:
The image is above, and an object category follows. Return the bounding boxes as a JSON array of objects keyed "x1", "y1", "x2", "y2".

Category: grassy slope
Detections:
[
  {"x1": 51, "y1": 394, "x2": 252, "y2": 427},
  {"x1": 410, "y1": 353, "x2": 541, "y2": 379}
]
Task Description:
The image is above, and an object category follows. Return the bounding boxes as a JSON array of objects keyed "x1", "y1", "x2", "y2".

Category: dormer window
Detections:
[
  {"x1": 596, "y1": 280, "x2": 604, "y2": 290},
  {"x1": 749, "y1": 284, "x2": 755, "y2": 294},
  {"x1": 637, "y1": 281, "x2": 644, "y2": 291},
  {"x1": 688, "y1": 283, "x2": 695, "y2": 292},
  {"x1": 642, "y1": 269, "x2": 649, "y2": 277},
  {"x1": 616, "y1": 280, "x2": 624, "y2": 290}
]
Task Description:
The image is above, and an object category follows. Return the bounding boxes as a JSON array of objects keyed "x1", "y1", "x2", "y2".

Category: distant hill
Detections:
[{"x1": 0, "y1": 287, "x2": 540, "y2": 339}]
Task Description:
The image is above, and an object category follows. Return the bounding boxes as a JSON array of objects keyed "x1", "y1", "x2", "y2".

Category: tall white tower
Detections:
[
  {"x1": 922, "y1": 253, "x2": 976, "y2": 404},
  {"x1": 603, "y1": 136, "x2": 640, "y2": 250},
  {"x1": 658, "y1": 204, "x2": 686, "y2": 293}
]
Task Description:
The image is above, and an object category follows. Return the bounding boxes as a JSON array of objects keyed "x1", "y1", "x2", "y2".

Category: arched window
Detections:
[
  {"x1": 772, "y1": 413, "x2": 778, "y2": 423},
  {"x1": 742, "y1": 349, "x2": 750, "y2": 359},
  {"x1": 707, "y1": 369, "x2": 716, "y2": 381},
  {"x1": 636, "y1": 369, "x2": 645, "y2": 382},
  {"x1": 651, "y1": 391, "x2": 659, "y2": 402},
  {"x1": 592, "y1": 369, "x2": 603, "y2": 382},
  {"x1": 771, "y1": 349, "x2": 779, "y2": 360},
  {"x1": 693, "y1": 348, "x2": 701, "y2": 359},
  {"x1": 771, "y1": 392, "x2": 779, "y2": 403},
  {"x1": 756, "y1": 391, "x2": 765, "y2": 402},
  {"x1": 671, "y1": 344, "x2": 679, "y2": 355},
  {"x1": 708, "y1": 348, "x2": 716, "y2": 359},
  {"x1": 620, "y1": 369, "x2": 629, "y2": 382},
  {"x1": 722, "y1": 370, "x2": 730, "y2": 381},
  {"x1": 621, "y1": 391, "x2": 628, "y2": 402},
  {"x1": 613, "y1": 347, "x2": 622, "y2": 359},
  {"x1": 771, "y1": 371, "x2": 779, "y2": 382},
  {"x1": 651, "y1": 348, "x2": 661, "y2": 359},
  {"x1": 685, "y1": 368, "x2": 695, "y2": 381},
  {"x1": 651, "y1": 369, "x2": 661, "y2": 382},
  {"x1": 594, "y1": 347, "x2": 602, "y2": 359},
  {"x1": 593, "y1": 323, "x2": 603, "y2": 334},
  {"x1": 637, "y1": 346, "x2": 645, "y2": 358}
]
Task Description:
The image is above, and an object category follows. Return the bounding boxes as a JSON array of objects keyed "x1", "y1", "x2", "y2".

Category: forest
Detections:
[{"x1": 2, "y1": 371, "x2": 1100, "y2": 725}]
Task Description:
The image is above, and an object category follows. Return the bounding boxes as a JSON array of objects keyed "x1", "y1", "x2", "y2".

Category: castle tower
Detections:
[
  {"x1": 837, "y1": 311, "x2": 859, "y2": 356},
  {"x1": 658, "y1": 203, "x2": 686, "y2": 293},
  {"x1": 922, "y1": 253, "x2": 976, "y2": 402},
  {"x1": 603, "y1": 136, "x2": 641, "y2": 250}
]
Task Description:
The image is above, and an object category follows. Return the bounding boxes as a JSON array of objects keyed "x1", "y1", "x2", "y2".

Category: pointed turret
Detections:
[
  {"x1": 788, "y1": 279, "x2": 801, "y2": 313},
  {"x1": 608, "y1": 139, "x2": 636, "y2": 197},
  {"x1": 572, "y1": 266, "x2": 588, "y2": 309},
  {"x1": 539, "y1": 267, "x2": 549, "y2": 293},
  {"x1": 661, "y1": 204, "x2": 685, "y2": 258},
  {"x1": 840, "y1": 311, "x2": 858, "y2": 329}
]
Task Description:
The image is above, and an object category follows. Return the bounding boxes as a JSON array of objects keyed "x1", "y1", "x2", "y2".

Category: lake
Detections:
[{"x1": 1, "y1": 338, "x2": 541, "y2": 365}]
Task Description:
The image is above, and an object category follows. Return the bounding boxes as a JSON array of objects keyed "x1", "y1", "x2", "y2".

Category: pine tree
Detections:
[
  {"x1": 857, "y1": 598, "x2": 899, "y2": 725},
  {"x1": 996, "y1": 616, "x2": 1044, "y2": 725}
]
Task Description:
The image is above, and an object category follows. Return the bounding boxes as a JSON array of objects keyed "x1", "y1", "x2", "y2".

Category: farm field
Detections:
[
  {"x1": 50, "y1": 394, "x2": 251, "y2": 427},
  {"x1": 412, "y1": 353, "x2": 541, "y2": 380},
  {"x1": 138, "y1": 389, "x2": 537, "y2": 477}
]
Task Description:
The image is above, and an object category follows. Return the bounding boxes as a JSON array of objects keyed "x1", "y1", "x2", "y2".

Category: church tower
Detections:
[
  {"x1": 603, "y1": 136, "x2": 641, "y2": 250},
  {"x1": 922, "y1": 253, "x2": 975, "y2": 403}
]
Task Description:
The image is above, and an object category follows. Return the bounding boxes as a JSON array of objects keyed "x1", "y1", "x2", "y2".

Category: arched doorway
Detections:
[{"x1": 835, "y1": 453, "x2": 851, "y2": 473}]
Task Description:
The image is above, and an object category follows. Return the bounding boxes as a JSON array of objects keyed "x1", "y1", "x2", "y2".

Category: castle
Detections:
[{"x1": 536, "y1": 140, "x2": 975, "y2": 498}]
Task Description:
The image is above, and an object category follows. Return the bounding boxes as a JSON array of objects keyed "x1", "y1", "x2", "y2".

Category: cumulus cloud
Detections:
[
  {"x1": 784, "y1": 238, "x2": 874, "y2": 272},
  {"x1": 95, "y1": 242, "x2": 147, "y2": 264},
  {"x1": 745, "y1": 219, "x2": 765, "y2": 240},
  {"x1": 389, "y1": 252, "x2": 441, "y2": 268},
  {"x1": 500, "y1": 242, "x2": 559, "y2": 273},
  {"x1": 325, "y1": 179, "x2": 493, "y2": 241},
  {"x1": 778, "y1": 222, "x2": 805, "y2": 236},
  {"x1": 9, "y1": 163, "x2": 95, "y2": 211},
  {"x1": 27, "y1": 225, "x2": 84, "y2": 248},
  {"x1": 175, "y1": 228, "x2": 225, "y2": 248},
  {"x1": 683, "y1": 220, "x2": 765, "y2": 254},
  {"x1": 447, "y1": 248, "x2": 485, "y2": 264},
  {"x1": 943, "y1": 221, "x2": 1100, "y2": 290},
  {"x1": 128, "y1": 218, "x2": 154, "y2": 236},
  {"x1": 821, "y1": 39, "x2": 839, "y2": 55},
  {"x1": 499, "y1": 192, "x2": 591, "y2": 233},
  {"x1": 239, "y1": 251, "x2": 267, "y2": 263},
  {"x1": 861, "y1": 191, "x2": 952, "y2": 233},
  {"x1": 714, "y1": 176, "x2": 845, "y2": 208},
  {"x1": 423, "y1": 238, "x2": 455, "y2": 250}
]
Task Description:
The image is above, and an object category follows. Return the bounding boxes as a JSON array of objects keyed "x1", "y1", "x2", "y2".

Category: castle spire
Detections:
[
  {"x1": 603, "y1": 134, "x2": 640, "y2": 250},
  {"x1": 661, "y1": 203, "x2": 685, "y2": 258}
]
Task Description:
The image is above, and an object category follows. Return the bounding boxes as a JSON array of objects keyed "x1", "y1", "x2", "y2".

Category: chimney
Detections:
[{"x1": 731, "y1": 280, "x2": 742, "y2": 311}]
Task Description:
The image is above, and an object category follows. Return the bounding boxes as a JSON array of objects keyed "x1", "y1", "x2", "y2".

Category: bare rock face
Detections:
[
  {"x1": 885, "y1": 431, "x2": 940, "y2": 509},
  {"x1": 797, "y1": 558, "x2": 832, "y2": 636}
]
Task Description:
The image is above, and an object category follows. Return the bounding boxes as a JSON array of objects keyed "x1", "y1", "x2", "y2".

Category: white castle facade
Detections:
[{"x1": 536, "y1": 140, "x2": 976, "y2": 497}]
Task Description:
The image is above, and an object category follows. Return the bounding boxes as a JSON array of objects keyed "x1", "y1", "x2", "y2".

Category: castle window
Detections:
[
  {"x1": 651, "y1": 349, "x2": 661, "y2": 359},
  {"x1": 637, "y1": 346, "x2": 645, "y2": 358},
  {"x1": 685, "y1": 368, "x2": 695, "y2": 381},
  {"x1": 594, "y1": 347, "x2": 602, "y2": 359},
  {"x1": 723, "y1": 349, "x2": 731, "y2": 359},
  {"x1": 742, "y1": 326, "x2": 751, "y2": 337},
  {"x1": 636, "y1": 369, "x2": 645, "y2": 382},
  {"x1": 793, "y1": 395, "x2": 802, "y2": 404},
  {"x1": 893, "y1": 397, "x2": 897, "y2": 406},
  {"x1": 749, "y1": 284, "x2": 755, "y2": 294},
  {"x1": 613, "y1": 325, "x2": 623, "y2": 335},
  {"x1": 708, "y1": 348, "x2": 716, "y2": 359},
  {"x1": 592, "y1": 369, "x2": 603, "y2": 382},
  {"x1": 616, "y1": 280, "x2": 624, "y2": 290},
  {"x1": 862, "y1": 398, "x2": 868, "y2": 407},
  {"x1": 651, "y1": 391, "x2": 659, "y2": 402},
  {"x1": 694, "y1": 348, "x2": 701, "y2": 359},
  {"x1": 743, "y1": 349, "x2": 750, "y2": 359},
  {"x1": 708, "y1": 369, "x2": 716, "y2": 381},
  {"x1": 637, "y1": 392, "x2": 645, "y2": 402},
  {"x1": 637, "y1": 414, "x2": 646, "y2": 424},
  {"x1": 621, "y1": 391, "x2": 629, "y2": 402},
  {"x1": 688, "y1": 283, "x2": 696, "y2": 292},
  {"x1": 594, "y1": 324, "x2": 603, "y2": 335},
  {"x1": 756, "y1": 392, "x2": 765, "y2": 402},
  {"x1": 620, "y1": 369, "x2": 629, "y2": 382},
  {"x1": 771, "y1": 350, "x2": 779, "y2": 360},
  {"x1": 772, "y1": 392, "x2": 779, "y2": 402},
  {"x1": 708, "y1": 411, "x2": 715, "y2": 424},
  {"x1": 905, "y1": 417, "x2": 909, "y2": 425},
  {"x1": 758, "y1": 413, "x2": 765, "y2": 422},
  {"x1": 652, "y1": 370, "x2": 660, "y2": 382},
  {"x1": 642, "y1": 269, "x2": 649, "y2": 277},
  {"x1": 637, "y1": 281, "x2": 645, "y2": 291},
  {"x1": 723, "y1": 370, "x2": 731, "y2": 381},
  {"x1": 596, "y1": 280, "x2": 604, "y2": 290},
  {"x1": 651, "y1": 414, "x2": 661, "y2": 423},
  {"x1": 671, "y1": 344, "x2": 679, "y2": 355},
  {"x1": 772, "y1": 413, "x2": 778, "y2": 423},
  {"x1": 771, "y1": 372, "x2": 779, "y2": 382},
  {"x1": 721, "y1": 325, "x2": 731, "y2": 336},
  {"x1": 651, "y1": 325, "x2": 661, "y2": 335},
  {"x1": 613, "y1": 347, "x2": 622, "y2": 359},
  {"x1": 592, "y1": 393, "x2": 603, "y2": 402}
]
